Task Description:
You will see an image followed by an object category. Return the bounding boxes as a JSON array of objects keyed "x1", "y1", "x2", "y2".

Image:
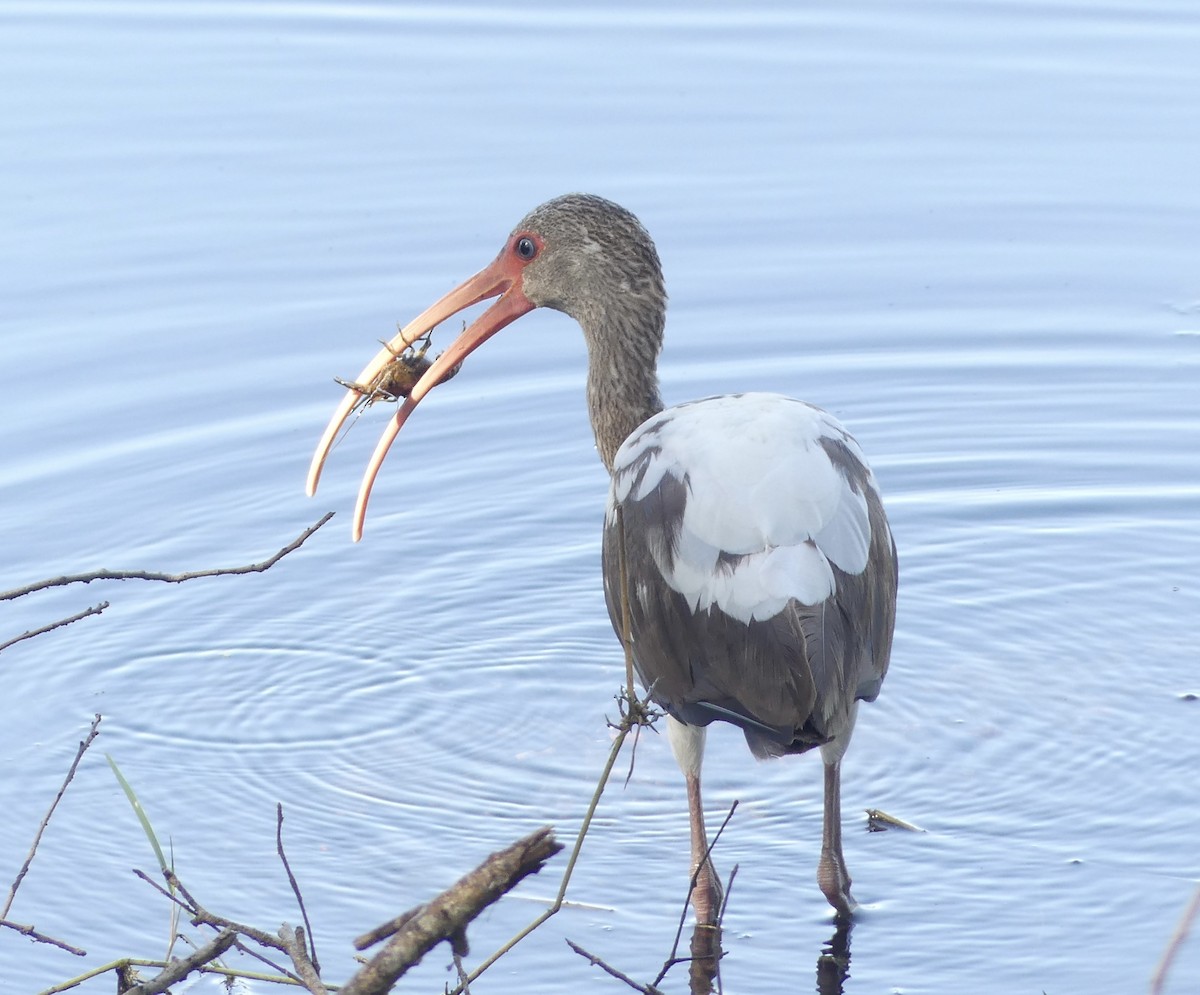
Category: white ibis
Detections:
[{"x1": 307, "y1": 194, "x2": 898, "y2": 923}]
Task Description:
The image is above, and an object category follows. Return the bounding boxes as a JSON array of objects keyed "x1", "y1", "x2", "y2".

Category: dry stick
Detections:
[
  {"x1": 0, "y1": 512, "x2": 335, "y2": 602},
  {"x1": 654, "y1": 803, "x2": 739, "y2": 990},
  {"x1": 38, "y1": 959, "x2": 166, "y2": 995},
  {"x1": 122, "y1": 928, "x2": 238, "y2": 995},
  {"x1": 566, "y1": 938, "x2": 664, "y2": 994},
  {"x1": 0, "y1": 602, "x2": 109, "y2": 653},
  {"x1": 280, "y1": 924, "x2": 327, "y2": 995},
  {"x1": 1151, "y1": 882, "x2": 1200, "y2": 995},
  {"x1": 340, "y1": 827, "x2": 563, "y2": 995},
  {"x1": 351, "y1": 907, "x2": 422, "y2": 950},
  {"x1": 452, "y1": 951, "x2": 474, "y2": 994},
  {"x1": 39, "y1": 959, "x2": 302, "y2": 995},
  {"x1": 277, "y1": 803, "x2": 320, "y2": 973},
  {"x1": 133, "y1": 868, "x2": 303, "y2": 985},
  {"x1": 227, "y1": 937, "x2": 304, "y2": 988},
  {"x1": 0, "y1": 917, "x2": 86, "y2": 956},
  {"x1": 442, "y1": 511, "x2": 656, "y2": 994},
  {"x1": 615, "y1": 508, "x2": 642, "y2": 716},
  {"x1": 1, "y1": 713, "x2": 103, "y2": 926},
  {"x1": 447, "y1": 703, "x2": 654, "y2": 994},
  {"x1": 163, "y1": 868, "x2": 292, "y2": 958}
]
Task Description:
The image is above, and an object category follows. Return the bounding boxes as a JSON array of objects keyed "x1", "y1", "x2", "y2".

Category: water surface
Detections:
[{"x1": 2, "y1": 2, "x2": 1198, "y2": 992}]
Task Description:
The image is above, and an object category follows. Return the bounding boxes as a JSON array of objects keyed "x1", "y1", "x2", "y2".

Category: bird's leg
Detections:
[
  {"x1": 685, "y1": 770, "x2": 723, "y2": 926},
  {"x1": 668, "y1": 717, "x2": 721, "y2": 925},
  {"x1": 817, "y1": 758, "x2": 857, "y2": 917}
]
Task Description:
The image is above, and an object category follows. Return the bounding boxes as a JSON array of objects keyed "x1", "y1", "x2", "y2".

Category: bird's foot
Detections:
[
  {"x1": 818, "y1": 847, "x2": 858, "y2": 918},
  {"x1": 690, "y1": 861, "x2": 724, "y2": 927}
]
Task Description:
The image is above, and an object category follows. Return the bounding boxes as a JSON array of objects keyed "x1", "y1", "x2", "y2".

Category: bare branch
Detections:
[
  {"x1": 566, "y1": 938, "x2": 664, "y2": 994},
  {"x1": 2, "y1": 714, "x2": 102, "y2": 923},
  {"x1": 660, "y1": 800, "x2": 738, "y2": 983},
  {"x1": 0, "y1": 917, "x2": 86, "y2": 956},
  {"x1": 1151, "y1": 883, "x2": 1200, "y2": 995},
  {"x1": 342, "y1": 827, "x2": 563, "y2": 995},
  {"x1": 280, "y1": 924, "x2": 327, "y2": 995},
  {"x1": 351, "y1": 907, "x2": 421, "y2": 951},
  {"x1": 452, "y1": 950, "x2": 474, "y2": 994},
  {"x1": 0, "y1": 603, "x2": 110, "y2": 653},
  {"x1": 277, "y1": 803, "x2": 320, "y2": 973},
  {"x1": 166, "y1": 870, "x2": 289, "y2": 956},
  {"x1": 229, "y1": 936, "x2": 302, "y2": 985},
  {"x1": 122, "y1": 927, "x2": 237, "y2": 995},
  {"x1": 39, "y1": 957, "x2": 300, "y2": 995},
  {"x1": 134, "y1": 868, "x2": 306, "y2": 985},
  {"x1": 446, "y1": 681, "x2": 659, "y2": 995},
  {"x1": 1, "y1": 513, "x2": 335, "y2": 602}
]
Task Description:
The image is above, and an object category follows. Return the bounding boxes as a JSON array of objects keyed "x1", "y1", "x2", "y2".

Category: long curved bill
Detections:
[{"x1": 307, "y1": 251, "x2": 534, "y2": 541}]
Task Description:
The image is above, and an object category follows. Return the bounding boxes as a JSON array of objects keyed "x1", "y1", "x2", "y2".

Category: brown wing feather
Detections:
[{"x1": 602, "y1": 452, "x2": 897, "y2": 760}]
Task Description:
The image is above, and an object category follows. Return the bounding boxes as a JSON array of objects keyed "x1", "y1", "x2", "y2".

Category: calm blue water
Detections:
[{"x1": 3, "y1": 2, "x2": 1199, "y2": 993}]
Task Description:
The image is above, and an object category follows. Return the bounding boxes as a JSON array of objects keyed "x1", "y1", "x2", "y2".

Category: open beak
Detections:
[{"x1": 307, "y1": 249, "x2": 534, "y2": 540}]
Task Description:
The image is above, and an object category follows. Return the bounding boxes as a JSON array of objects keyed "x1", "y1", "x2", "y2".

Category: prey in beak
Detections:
[
  {"x1": 306, "y1": 232, "x2": 541, "y2": 540},
  {"x1": 332, "y1": 331, "x2": 460, "y2": 408}
]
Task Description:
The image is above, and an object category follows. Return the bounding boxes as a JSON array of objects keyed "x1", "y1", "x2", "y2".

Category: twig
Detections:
[
  {"x1": 280, "y1": 924, "x2": 327, "y2": 995},
  {"x1": 230, "y1": 936, "x2": 304, "y2": 986},
  {"x1": 351, "y1": 907, "x2": 422, "y2": 950},
  {"x1": 444, "y1": 521, "x2": 659, "y2": 994},
  {"x1": 655, "y1": 802, "x2": 738, "y2": 989},
  {"x1": 134, "y1": 868, "x2": 309, "y2": 985},
  {"x1": 277, "y1": 803, "x2": 320, "y2": 973},
  {"x1": 122, "y1": 928, "x2": 237, "y2": 995},
  {"x1": 166, "y1": 868, "x2": 290, "y2": 955},
  {"x1": 1151, "y1": 883, "x2": 1200, "y2": 995},
  {"x1": 0, "y1": 917, "x2": 86, "y2": 956},
  {"x1": 452, "y1": 951, "x2": 473, "y2": 994},
  {"x1": 1, "y1": 513, "x2": 335, "y2": 602},
  {"x1": 447, "y1": 687, "x2": 659, "y2": 995},
  {"x1": 715, "y1": 864, "x2": 738, "y2": 925},
  {"x1": 566, "y1": 938, "x2": 664, "y2": 994},
  {"x1": 2, "y1": 714, "x2": 102, "y2": 923},
  {"x1": 37, "y1": 958, "x2": 164, "y2": 994},
  {"x1": 615, "y1": 508, "x2": 654, "y2": 724},
  {"x1": 135, "y1": 867, "x2": 299, "y2": 971},
  {"x1": 341, "y1": 827, "x2": 563, "y2": 995},
  {"x1": 38, "y1": 958, "x2": 304, "y2": 994},
  {"x1": 0, "y1": 602, "x2": 109, "y2": 653}
]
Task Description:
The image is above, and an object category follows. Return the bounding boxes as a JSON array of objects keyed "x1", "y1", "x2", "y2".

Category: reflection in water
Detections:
[
  {"x1": 682, "y1": 916, "x2": 851, "y2": 994},
  {"x1": 816, "y1": 918, "x2": 853, "y2": 995},
  {"x1": 688, "y1": 922, "x2": 722, "y2": 994}
]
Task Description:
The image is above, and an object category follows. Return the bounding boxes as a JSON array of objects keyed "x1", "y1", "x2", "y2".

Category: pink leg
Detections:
[
  {"x1": 818, "y1": 758, "x2": 857, "y2": 917},
  {"x1": 685, "y1": 770, "x2": 723, "y2": 925}
]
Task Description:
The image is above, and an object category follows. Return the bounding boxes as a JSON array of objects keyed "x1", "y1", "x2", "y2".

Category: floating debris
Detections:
[{"x1": 865, "y1": 808, "x2": 925, "y2": 833}]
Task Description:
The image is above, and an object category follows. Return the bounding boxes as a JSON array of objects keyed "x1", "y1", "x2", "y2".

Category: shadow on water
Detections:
[{"x1": 684, "y1": 917, "x2": 852, "y2": 994}]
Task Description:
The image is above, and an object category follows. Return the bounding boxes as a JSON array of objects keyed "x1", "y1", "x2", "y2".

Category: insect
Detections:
[{"x1": 334, "y1": 330, "x2": 461, "y2": 407}]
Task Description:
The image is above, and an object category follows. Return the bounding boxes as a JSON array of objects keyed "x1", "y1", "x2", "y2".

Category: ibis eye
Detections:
[{"x1": 515, "y1": 236, "x2": 537, "y2": 260}]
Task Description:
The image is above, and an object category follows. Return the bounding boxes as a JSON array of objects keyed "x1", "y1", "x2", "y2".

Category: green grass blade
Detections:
[{"x1": 106, "y1": 754, "x2": 168, "y2": 874}]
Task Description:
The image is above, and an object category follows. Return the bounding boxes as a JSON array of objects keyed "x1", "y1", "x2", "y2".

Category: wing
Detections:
[{"x1": 601, "y1": 393, "x2": 897, "y2": 758}]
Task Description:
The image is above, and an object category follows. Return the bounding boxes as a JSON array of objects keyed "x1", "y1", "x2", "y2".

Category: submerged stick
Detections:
[{"x1": 341, "y1": 827, "x2": 563, "y2": 995}]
